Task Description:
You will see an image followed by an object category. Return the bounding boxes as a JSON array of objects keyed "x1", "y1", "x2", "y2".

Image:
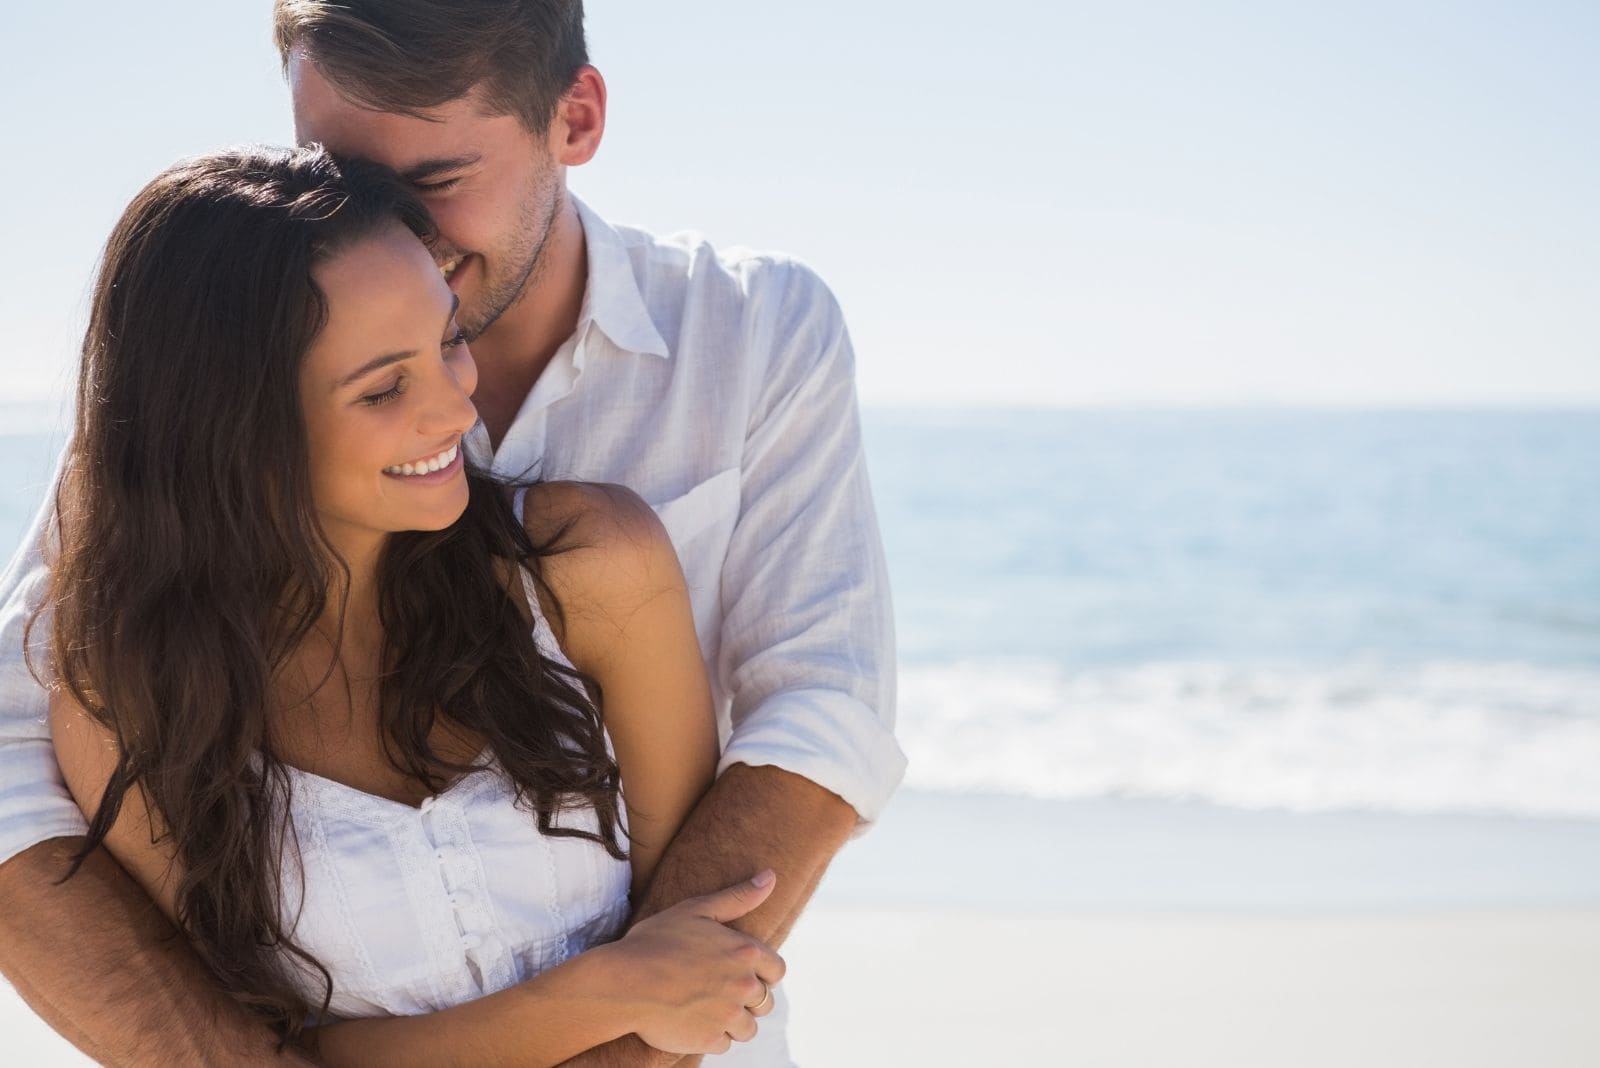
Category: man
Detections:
[{"x1": 0, "y1": 2, "x2": 903, "y2": 1064}]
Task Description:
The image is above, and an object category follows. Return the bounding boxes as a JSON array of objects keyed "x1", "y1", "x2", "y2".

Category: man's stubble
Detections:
[{"x1": 456, "y1": 154, "x2": 565, "y2": 343}]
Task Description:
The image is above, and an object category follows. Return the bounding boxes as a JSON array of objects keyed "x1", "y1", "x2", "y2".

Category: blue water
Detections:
[
  {"x1": 6, "y1": 409, "x2": 1599, "y2": 816},
  {"x1": 867, "y1": 409, "x2": 1600, "y2": 671}
]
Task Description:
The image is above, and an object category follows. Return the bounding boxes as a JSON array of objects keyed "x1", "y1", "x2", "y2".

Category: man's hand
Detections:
[
  {"x1": 0, "y1": 837, "x2": 316, "y2": 1067},
  {"x1": 557, "y1": 763, "x2": 857, "y2": 1067}
]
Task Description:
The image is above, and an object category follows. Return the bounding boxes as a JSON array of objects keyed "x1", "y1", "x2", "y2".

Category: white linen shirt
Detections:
[{"x1": 0, "y1": 194, "x2": 905, "y2": 864}]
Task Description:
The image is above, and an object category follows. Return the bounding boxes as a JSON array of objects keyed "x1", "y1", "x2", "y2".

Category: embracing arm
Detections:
[
  {"x1": 556, "y1": 767, "x2": 856, "y2": 1068},
  {"x1": 0, "y1": 838, "x2": 318, "y2": 1067},
  {"x1": 559, "y1": 262, "x2": 905, "y2": 1068},
  {"x1": 311, "y1": 870, "x2": 778, "y2": 1068}
]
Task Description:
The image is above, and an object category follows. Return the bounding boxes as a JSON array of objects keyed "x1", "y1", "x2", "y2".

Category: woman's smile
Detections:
[{"x1": 382, "y1": 439, "x2": 463, "y2": 481}]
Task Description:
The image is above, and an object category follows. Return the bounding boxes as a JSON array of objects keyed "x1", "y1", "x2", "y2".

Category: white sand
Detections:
[{"x1": 781, "y1": 907, "x2": 1600, "y2": 1068}]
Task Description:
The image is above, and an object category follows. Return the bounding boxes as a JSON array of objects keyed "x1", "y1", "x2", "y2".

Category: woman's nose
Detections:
[
  {"x1": 452, "y1": 340, "x2": 480, "y2": 401},
  {"x1": 417, "y1": 344, "x2": 479, "y2": 437}
]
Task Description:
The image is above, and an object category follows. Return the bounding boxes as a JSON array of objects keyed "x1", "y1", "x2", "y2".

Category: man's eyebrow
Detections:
[{"x1": 399, "y1": 155, "x2": 480, "y2": 183}]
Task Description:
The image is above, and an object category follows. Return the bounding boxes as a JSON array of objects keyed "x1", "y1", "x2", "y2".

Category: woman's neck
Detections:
[
  {"x1": 270, "y1": 553, "x2": 385, "y2": 746},
  {"x1": 319, "y1": 525, "x2": 384, "y2": 623},
  {"x1": 289, "y1": 535, "x2": 387, "y2": 688}
]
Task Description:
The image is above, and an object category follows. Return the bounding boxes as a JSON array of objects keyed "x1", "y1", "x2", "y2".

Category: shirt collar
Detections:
[{"x1": 573, "y1": 194, "x2": 671, "y2": 361}]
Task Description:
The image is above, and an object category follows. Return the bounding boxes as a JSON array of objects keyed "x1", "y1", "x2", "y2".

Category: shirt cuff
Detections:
[
  {"x1": 0, "y1": 735, "x2": 89, "y2": 866},
  {"x1": 717, "y1": 687, "x2": 907, "y2": 835}
]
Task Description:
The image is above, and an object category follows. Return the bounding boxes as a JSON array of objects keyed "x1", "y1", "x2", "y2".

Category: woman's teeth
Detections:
[
  {"x1": 384, "y1": 443, "x2": 458, "y2": 477},
  {"x1": 440, "y1": 257, "x2": 464, "y2": 278}
]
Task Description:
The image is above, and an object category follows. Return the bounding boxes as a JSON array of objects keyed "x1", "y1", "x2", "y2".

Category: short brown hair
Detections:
[{"x1": 273, "y1": 0, "x2": 588, "y2": 132}]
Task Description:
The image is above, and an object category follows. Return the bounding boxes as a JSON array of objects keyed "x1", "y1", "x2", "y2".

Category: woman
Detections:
[{"x1": 37, "y1": 145, "x2": 781, "y2": 1065}]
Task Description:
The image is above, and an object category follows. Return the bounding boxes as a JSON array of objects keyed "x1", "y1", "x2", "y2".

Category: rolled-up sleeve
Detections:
[
  {"x1": 713, "y1": 261, "x2": 906, "y2": 829},
  {"x1": 0, "y1": 491, "x2": 88, "y2": 865}
]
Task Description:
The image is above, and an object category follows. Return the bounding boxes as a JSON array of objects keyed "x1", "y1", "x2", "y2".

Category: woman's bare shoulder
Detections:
[
  {"x1": 522, "y1": 481, "x2": 664, "y2": 554},
  {"x1": 521, "y1": 481, "x2": 686, "y2": 669}
]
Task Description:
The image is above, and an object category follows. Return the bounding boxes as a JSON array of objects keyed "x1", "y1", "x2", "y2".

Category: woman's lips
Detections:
[{"x1": 382, "y1": 441, "x2": 463, "y2": 484}]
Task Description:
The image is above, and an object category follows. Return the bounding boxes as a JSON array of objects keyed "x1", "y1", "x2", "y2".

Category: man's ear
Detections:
[{"x1": 550, "y1": 65, "x2": 607, "y2": 167}]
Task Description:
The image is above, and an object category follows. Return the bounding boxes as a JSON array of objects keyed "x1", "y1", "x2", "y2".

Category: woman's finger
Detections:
[
  {"x1": 726, "y1": 1010, "x2": 760, "y2": 1044},
  {"x1": 755, "y1": 946, "x2": 786, "y2": 987},
  {"x1": 743, "y1": 973, "x2": 777, "y2": 1018},
  {"x1": 685, "y1": 869, "x2": 777, "y2": 924}
]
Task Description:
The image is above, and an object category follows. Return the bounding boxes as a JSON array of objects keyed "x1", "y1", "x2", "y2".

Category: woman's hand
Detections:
[{"x1": 604, "y1": 870, "x2": 786, "y2": 1056}]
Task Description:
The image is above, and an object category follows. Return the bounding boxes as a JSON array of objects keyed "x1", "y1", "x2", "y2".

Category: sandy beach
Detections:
[
  {"x1": 6, "y1": 789, "x2": 1600, "y2": 1066},
  {"x1": 777, "y1": 791, "x2": 1600, "y2": 1065},
  {"x1": 783, "y1": 907, "x2": 1600, "y2": 1067}
]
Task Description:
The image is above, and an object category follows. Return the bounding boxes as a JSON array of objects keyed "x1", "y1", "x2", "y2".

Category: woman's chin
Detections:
[
  {"x1": 413, "y1": 496, "x2": 471, "y2": 533},
  {"x1": 381, "y1": 488, "x2": 471, "y2": 534}
]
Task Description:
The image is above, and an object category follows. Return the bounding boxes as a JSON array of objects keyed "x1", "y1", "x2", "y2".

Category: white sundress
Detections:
[{"x1": 273, "y1": 550, "x2": 632, "y2": 1019}]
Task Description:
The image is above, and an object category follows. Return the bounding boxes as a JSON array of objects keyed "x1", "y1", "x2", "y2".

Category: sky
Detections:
[{"x1": 1, "y1": 1, "x2": 1596, "y2": 415}]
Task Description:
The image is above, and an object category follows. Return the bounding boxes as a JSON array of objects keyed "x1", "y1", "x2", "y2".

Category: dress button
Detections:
[
  {"x1": 460, "y1": 933, "x2": 483, "y2": 951},
  {"x1": 419, "y1": 796, "x2": 437, "y2": 814},
  {"x1": 451, "y1": 892, "x2": 476, "y2": 910}
]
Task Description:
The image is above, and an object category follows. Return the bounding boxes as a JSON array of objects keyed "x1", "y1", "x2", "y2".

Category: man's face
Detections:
[{"x1": 289, "y1": 52, "x2": 564, "y2": 341}]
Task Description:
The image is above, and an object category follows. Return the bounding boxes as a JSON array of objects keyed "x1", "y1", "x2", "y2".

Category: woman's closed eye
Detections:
[{"x1": 360, "y1": 377, "x2": 408, "y2": 406}]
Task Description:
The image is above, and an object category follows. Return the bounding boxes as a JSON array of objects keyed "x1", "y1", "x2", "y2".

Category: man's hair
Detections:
[{"x1": 273, "y1": 0, "x2": 588, "y2": 132}]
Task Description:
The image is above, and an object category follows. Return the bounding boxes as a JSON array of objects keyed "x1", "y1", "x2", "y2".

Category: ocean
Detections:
[{"x1": 5, "y1": 408, "x2": 1598, "y2": 821}]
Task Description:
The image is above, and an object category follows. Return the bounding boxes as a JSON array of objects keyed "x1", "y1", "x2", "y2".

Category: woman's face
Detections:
[{"x1": 299, "y1": 224, "x2": 479, "y2": 559}]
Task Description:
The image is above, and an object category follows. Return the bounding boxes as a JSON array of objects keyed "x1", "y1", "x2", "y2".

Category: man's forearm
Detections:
[
  {"x1": 632, "y1": 763, "x2": 855, "y2": 940},
  {"x1": 558, "y1": 763, "x2": 859, "y2": 1068},
  {"x1": 0, "y1": 837, "x2": 315, "y2": 1068}
]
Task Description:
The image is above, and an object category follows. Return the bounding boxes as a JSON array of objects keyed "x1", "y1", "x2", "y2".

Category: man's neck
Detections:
[{"x1": 471, "y1": 195, "x2": 589, "y2": 448}]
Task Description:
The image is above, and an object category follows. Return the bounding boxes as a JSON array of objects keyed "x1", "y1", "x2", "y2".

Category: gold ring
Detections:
[{"x1": 749, "y1": 981, "x2": 772, "y2": 1012}]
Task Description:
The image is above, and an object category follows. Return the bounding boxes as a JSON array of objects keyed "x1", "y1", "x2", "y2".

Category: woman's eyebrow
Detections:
[{"x1": 338, "y1": 349, "x2": 417, "y2": 389}]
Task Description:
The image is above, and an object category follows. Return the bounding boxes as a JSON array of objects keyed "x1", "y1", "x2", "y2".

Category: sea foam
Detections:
[{"x1": 898, "y1": 658, "x2": 1600, "y2": 819}]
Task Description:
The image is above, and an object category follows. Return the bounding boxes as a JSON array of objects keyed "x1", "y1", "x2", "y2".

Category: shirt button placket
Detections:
[{"x1": 422, "y1": 798, "x2": 498, "y2": 996}]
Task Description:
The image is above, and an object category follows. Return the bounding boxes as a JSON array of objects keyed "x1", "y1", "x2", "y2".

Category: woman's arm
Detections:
[
  {"x1": 311, "y1": 873, "x2": 779, "y2": 1067},
  {"x1": 48, "y1": 690, "x2": 183, "y2": 924},
  {"x1": 522, "y1": 481, "x2": 720, "y2": 897}
]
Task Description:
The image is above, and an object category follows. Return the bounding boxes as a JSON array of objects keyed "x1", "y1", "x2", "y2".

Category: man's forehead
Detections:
[{"x1": 288, "y1": 50, "x2": 486, "y2": 163}]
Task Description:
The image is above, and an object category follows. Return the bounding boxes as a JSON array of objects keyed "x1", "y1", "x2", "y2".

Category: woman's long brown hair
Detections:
[{"x1": 34, "y1": 146, "x2": 623, "y2": 1037}]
